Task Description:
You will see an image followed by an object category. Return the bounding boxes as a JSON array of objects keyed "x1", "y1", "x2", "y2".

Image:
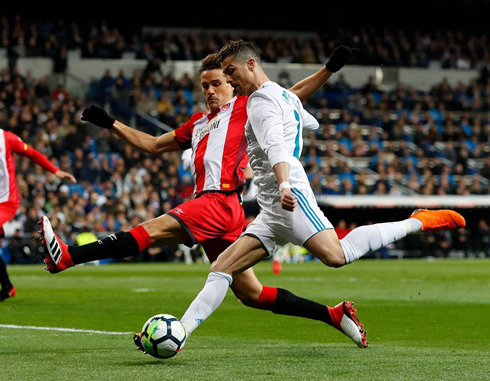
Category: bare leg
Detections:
[
  {"x1": 303, "y1": 229, "x2": 345, "y2": 267},
  {"x1": 210, "y1": 234, "x2": 268, "y2": 275},
  {"x1": 230, "y1": 268, "x2": 263, "y2": 307},
  {"x1": 141, "y1": 214, "x2": 192, "y2": 245}
]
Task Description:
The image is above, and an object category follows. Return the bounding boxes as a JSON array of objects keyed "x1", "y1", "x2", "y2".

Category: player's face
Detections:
[
  {"x1": 201, "y1": 69, "x2": 235, "y2": 112},
  {"x1": 222, "y1": 56, "x2": 254, "y2": 96}
]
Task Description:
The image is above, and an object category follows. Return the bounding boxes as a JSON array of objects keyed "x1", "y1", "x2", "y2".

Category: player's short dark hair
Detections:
[
  {"x1": 217, "y1": 40, "x2": 262, "y2": 66},
  {"x1": 199, "y1": 53, "x2": 222, "y2": 73}
]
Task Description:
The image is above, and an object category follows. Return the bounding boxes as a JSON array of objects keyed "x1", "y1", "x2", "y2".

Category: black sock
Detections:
[
  {"x1": 0, "y1": 255, "x2": 12, "y2": 290},
  {"x1": 69, "y1": 231, "x2": 140, "y2": 265},
  {"x1": 272, "y1": 288, "x2": 333, "y2": 326}
]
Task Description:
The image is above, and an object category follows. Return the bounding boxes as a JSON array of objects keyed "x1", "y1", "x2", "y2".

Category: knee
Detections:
[
  {"x1": 317, "y1": 248, "x2": 346, "y2": 268},
  {"x1": 210, "y1": 260, "x2": 225, "y2": 273},
  {"x1": 209, "y1": 261, "x2": 219, "y2": 273}
]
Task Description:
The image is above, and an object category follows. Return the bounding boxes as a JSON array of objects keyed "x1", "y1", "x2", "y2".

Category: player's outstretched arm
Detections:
[
  {"x1": 288, "y1": 45, "x2": 359, "y2": 102},
  {"x1": 10, "y1": 133, "x2": 77, "y2": 183},
  {"x1": 289, "y1": 67, "x2": 332, "y2": 102},
  {"x1": 54, "y1": 170, "x2": 76, "y2": 183},
  {"x1": 81, "y1": 104, "x2": 181, "y2": 154},
  {"x1": 113, "y1": 121, "x2": 182, "y2": 154}
]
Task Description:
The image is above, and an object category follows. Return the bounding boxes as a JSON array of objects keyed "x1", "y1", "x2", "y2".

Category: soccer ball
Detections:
[{"x1": 140, "y1": 314, "x2": 187, "y2": 358}]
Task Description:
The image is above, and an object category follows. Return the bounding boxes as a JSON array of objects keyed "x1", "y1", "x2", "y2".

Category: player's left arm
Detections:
[
  {"x1": 288, "y1": 67, "x2": 332, "y2": 102},
  {"x1": 288, "y1": 45, "x2": 359, "y2": 102},
  {"x1": 10, "y1": 134, "x2": 76, "y2": 183}
]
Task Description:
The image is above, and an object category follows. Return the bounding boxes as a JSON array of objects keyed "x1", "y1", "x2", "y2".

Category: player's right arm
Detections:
[
  {"x1": 112, "y1": 121, "x2": 182, "y2": 154},
  {"x1": 248, "y1": 95, "x2": 296, "y2": 211},
  {"x1": 272, "y1": 162, "x2": 297, "y2": 211},
  {"x1": 81, "y1": 104, "x2": 183, "y2": 154}
]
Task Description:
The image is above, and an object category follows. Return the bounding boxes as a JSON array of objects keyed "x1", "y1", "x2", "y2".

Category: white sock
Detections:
[
  {"x1": 180, "y1": 271, "x2": 232, "y2": 336},
  {"x1": 340, "y1": 219, "x2": 423, "y2": 264}
]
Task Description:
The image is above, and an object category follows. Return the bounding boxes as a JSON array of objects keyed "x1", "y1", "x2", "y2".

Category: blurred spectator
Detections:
[
  {"x1": 98, "y1": 69, "x2": 115, "y2": 107},
  {"x1": 53, "y1": 45, "x2": 68, "y2": 85},
  {"x1": 334, "y1": 220, "x2": 351, "y2": 239},
  {"x1": 473, "y1": 219, "x2": 490, "y2": 257}
]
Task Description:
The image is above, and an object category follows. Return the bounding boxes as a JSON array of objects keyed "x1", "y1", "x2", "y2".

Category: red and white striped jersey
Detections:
[
  {"x1": 0, "y1": 129, "x2": 59, "y2": 204},
  {"x1": 173, "y1": 95, "x2": 249, "y2": 196}
]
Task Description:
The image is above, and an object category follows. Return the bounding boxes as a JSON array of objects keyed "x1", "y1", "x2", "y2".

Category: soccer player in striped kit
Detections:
[
  {"x1": 0, "y1": 129, "x2": 75, "y2": 301},
  {"x1": 175, "y1": 40, "x2": 466, "y2": 349},
  {"x1": 40, "y1": 48, "x2": 373, "y2": 348}
]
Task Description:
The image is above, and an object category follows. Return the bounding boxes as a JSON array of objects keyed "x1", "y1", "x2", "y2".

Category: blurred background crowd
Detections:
[
  {"x1": 1, "y1": 14, "x2": 489, "y2": 265},
  {"x1": 3, "y1": 14, "x2": 490, "y2": 69}
]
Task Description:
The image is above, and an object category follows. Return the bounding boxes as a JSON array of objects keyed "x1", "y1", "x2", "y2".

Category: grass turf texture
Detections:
[{"x1": 0, "y1": 259, "x2": 489, "y2": 381}]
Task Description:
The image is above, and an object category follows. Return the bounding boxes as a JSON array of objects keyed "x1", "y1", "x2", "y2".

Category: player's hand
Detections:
[
  {"x1": 54, "y1": 170, "x2": 77, "y2": 183},
  {"x1": 325, "y1": 46, "x2": 359, "y2": 73},
  {"x1": 280, "y1": 188, "x2": 297, "y2": 212},
  {"x1": 81, "y1": 104, "x2": 116, "y2": 129}
]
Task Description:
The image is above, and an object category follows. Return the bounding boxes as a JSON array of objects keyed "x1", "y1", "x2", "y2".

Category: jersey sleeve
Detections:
[
  {"x1": 172, "y1": 112, "x2": 204, "y2": 150},
  {"x1": 288, "y1": 92, "x2": 319, "y2": 133},
  {"x1": 6, "y1": 131, "x2": 59, "y2": 173},
  {"x1": 6, "y1": 131, "x2": 28, "y2": 153},
  {"x1": 301, "y1": 108, "x2": 320, "y2": 132},
  {"x1": 247, "y1": 94, "x2": 291, "y2": 167}
]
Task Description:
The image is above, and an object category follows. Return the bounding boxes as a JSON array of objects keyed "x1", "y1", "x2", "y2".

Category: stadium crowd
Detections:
[
  {"x1": 1, "y1": 19, "x2": 489, "y2": 264},
  {"x1": 3, "y1": 15, "x2": 490, "y2": 71}
]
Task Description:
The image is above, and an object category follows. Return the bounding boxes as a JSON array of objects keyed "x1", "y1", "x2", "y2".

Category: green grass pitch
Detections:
[{"x1": 1, "y1": 259, "x2": 489, "y2": 380}]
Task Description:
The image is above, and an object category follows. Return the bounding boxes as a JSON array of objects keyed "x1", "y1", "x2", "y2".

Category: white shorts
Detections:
[{"x1": 242, "y1": 186, "x2": 334, "y2": 256}]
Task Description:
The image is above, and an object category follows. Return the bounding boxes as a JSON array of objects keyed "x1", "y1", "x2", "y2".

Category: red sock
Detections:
[
  {"x1": 327, "y1": 303, "x2": 344, "y2": 329},
  {"x1": 256, "y1": 286, "x2": 278, "y2": 310},
  {"x1": 128, "y1": 225, "x2": 152, "y2": 251}
]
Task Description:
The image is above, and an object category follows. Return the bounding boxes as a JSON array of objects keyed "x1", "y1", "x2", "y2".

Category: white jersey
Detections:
[{"x1": 245, "y1": 81, "x2": 319, "y2": 209}]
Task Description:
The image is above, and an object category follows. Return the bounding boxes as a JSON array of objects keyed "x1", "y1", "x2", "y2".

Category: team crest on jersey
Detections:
[
  {"x1": 221, "y1": 103, "x2": 230, "y2": 111},
  {"x1": 195, "y1": 117, "x2": 220, "y2": 142}
]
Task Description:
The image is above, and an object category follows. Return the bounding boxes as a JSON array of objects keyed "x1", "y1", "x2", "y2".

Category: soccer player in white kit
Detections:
[
  {"x1": 243, "y1": 76, "x2": 334, "y2": 254},
  {"x1": 178, "y1": 40, "x2": 466, "y2": 349}
]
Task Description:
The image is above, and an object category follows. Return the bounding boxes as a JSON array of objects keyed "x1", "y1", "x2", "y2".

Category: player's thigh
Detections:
[
  {"x1": 210, "y1": 234, "x2": 268, "y2": 277},
  {"x1": 230, "y1": 268, "x2": 263, "y2": 306},
  {"x1": 303, "y1": 228, "x2": 345, "y2": 267},
  {"x1": 140, "y1": 214, "x2": 191, "y2": 245}
]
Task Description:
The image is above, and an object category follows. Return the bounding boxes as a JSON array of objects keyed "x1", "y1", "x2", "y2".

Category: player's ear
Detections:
[{"x1": 247, "y1": 59, "x2": 255, "y2": 71}]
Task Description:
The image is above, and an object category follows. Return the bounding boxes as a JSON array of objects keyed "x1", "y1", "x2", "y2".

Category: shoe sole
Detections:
[
  {"x1": 341, "y1": 301, "x2": 369, "y2": 348},
  {"x1": 40, "y1": 216, "x2": 61, "y2": 273}
]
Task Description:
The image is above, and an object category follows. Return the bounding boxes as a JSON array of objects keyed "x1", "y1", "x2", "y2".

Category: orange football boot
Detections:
[{"x1": 409, "y1": 209, "x2": 466, "y2": 232}]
